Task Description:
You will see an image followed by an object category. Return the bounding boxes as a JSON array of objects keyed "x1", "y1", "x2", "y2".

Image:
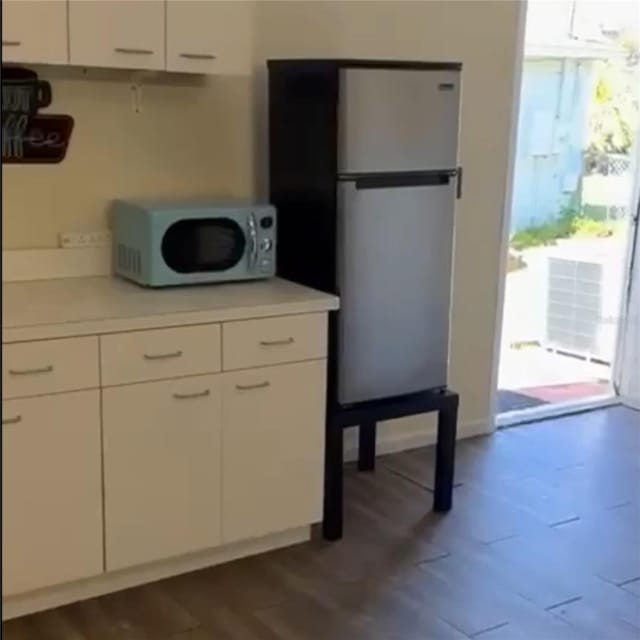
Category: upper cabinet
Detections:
[
  {"x1": 2, "y1": 0, "x2": 68, "y2": 65},
  {"x1": 1, "y1": 1, "x2": 250, "y2": 74},
  {"x1": 69, "y1": 0, "x2": 165, "y2": 71},
  {"x1": 166, "y1": 0, "x2": 251, "y2": 75}
]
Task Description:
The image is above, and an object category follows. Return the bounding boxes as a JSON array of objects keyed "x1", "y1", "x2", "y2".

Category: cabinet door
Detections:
[
  {"x1": 69, "y1": 0, "x2": 164, "y2": 70},
  {"x1": 222, "y1": 360, "x2": 326, "y2": 543},
  {"x1": 2, "y1": 391, "x2": 103, "y2": 596},
  {"x1": 2, "y1": 0, "x2": 68, "y2": 65},
  {"x1": 103, "y1": 375, "x2": 221, "y2": 571},
  {"x1": 166, "y1": 0, "x2": 251, "y2": 74}
]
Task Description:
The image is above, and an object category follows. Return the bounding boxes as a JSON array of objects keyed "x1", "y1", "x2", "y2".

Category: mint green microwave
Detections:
[{"x1": 110, "y1": 199, "x2": 276, "y2": 287}]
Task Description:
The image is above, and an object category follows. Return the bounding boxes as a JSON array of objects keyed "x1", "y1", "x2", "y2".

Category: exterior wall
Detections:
[{"x1": 511, "y1": 57, "x2": 593, "y2": 232}]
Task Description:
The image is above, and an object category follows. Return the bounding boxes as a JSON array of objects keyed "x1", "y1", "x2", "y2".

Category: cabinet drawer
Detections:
[
  {"x1": 101, "y1": 325, "x2": 221, "y2": 386},
  {"x1": 223, "y1": 314, "x2": 327, "y2": 370},
  {"x1": 2, "y1": 391, "x2": 103, "y2": 595},
  {"x1": 2, "y1": 337, "x2": 99, "y2": 399}
]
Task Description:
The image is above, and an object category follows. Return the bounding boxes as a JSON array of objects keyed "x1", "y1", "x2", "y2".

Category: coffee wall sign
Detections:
[{"x1": 2, "y1": 66, "x2": 74, "y2": 164}]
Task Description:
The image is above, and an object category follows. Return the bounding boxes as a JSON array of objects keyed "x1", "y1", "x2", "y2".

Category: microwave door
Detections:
[
  {"x1": 161, "y1": 218, "x2": 247, "y2": 273},
  {"x1": 336, "y1": 172, "x2": 456, "y2": 405}
]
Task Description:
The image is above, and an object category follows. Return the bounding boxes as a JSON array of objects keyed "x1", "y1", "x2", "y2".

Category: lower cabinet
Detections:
[
  {"x1": 221, "y1": 360, "x2": 326, "y2": 543},
  {"x1": 103, "y1": 375, "x2": 222, "y2": 571},
  {"x1": 2, "y1": 308, "x2": 333, "y2": 609},
  {"x1": 2, "y1": 391, "x2": 103, "y2": 596}
]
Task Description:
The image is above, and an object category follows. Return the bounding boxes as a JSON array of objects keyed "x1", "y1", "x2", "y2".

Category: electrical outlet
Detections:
[{"x1": 59, "y1": 230, "x2": 112, "y2": 249}]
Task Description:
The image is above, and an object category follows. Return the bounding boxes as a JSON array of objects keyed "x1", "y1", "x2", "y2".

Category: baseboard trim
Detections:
[
  {"x1": 2, "y1": 526, "x2": 310, "y2": 621},
  {"x1": 2, "y1": 248, "x2": 111, "y2": 282},
  {"x1": 344, "y1": 418, "x2": 489, "y2": 462}
]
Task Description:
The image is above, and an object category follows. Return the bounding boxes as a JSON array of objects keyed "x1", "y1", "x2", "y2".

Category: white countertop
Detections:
[{"x1": 2, "y1": 276, "x2": 339, "y2": 343}]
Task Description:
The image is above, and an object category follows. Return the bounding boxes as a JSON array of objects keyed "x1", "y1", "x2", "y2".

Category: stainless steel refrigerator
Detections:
[{"x1": 269, "y1": 59, "x2": 462, "y2": 413}]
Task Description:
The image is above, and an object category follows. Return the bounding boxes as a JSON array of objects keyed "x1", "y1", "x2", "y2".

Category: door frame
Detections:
[
  {"x1": 487, "y1": 0, "x2": 529, "y2": 430},
  {"x1": 613, "y1": 138, "x2": 640, "y2": 410},
  {"x1": 489, "y1": 4, "x2": 639, "y2": 427}
]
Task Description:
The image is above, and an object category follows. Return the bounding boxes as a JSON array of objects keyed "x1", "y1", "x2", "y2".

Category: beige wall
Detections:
[
  {"x1": 3, "y1": 0, "x2": 524, "y2": 439},
  {"x1": 254, "y1": 0, "x2": 525, "y2": 438},
  {"x1": 2, "y1": 69, "x2": 253, "y2": 249}
]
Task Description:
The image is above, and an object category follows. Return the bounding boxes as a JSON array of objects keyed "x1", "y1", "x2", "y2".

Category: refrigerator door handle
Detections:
[
  {"x1": 456, "y1": 166, "x2": 463, "y2": 199},
  {"x1": 351, "y1": 171, "x2": 455, "y2": 191}
]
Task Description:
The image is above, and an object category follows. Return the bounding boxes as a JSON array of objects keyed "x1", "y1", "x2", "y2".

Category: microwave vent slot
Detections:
[{"x1": 117, "y1": 243, "x2": 141, "y2": 276}]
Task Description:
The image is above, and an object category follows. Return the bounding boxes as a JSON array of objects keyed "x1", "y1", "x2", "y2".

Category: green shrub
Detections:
[
  {"x1": 510, "y1": 207, "x2": 623, "y2": 250},
  {"x1": 510, "y1": 207, "x2": 577, "y2": 250},
  {"x1": 572, "y1": 216, "x2": 622, "y2": 238}
]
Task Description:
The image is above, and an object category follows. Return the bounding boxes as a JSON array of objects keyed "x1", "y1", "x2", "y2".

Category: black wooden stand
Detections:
[{"x1": 322, "y1": 388, "x2": 459, "y2": 541}]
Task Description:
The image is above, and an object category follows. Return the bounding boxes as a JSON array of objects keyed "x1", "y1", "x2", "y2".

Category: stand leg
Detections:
[
  {"x1": 323, "y1": 423, "x2": 344, "y2": 540},
  {"x1": 433, "y1": 397, "x2": 458, "y2": 512},
  {"x1": 358, "y1": 421, "x2": 377, "y2": 471}
]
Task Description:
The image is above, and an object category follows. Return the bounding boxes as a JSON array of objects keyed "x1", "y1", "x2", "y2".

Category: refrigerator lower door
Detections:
[
  {"x1": 336, "y1": 178, "x2": 455, "y2": 405},
  {"x1": 338, "y1": 68, "x2": 461, "y2": 175}
]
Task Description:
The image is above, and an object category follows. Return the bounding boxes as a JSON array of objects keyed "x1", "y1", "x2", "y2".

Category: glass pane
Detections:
[{"x1": 162, "y1": 218, "x2": 245, "y2": 273}]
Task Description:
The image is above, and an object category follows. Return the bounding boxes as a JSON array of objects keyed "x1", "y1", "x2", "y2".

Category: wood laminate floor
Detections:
[{"x1": 4, "y1": 406, "x2": 640, "y2": 640}]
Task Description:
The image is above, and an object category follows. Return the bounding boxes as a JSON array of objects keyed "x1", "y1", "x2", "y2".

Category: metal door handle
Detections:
[
  {"x1": 173, "y1": 389, "x2": 210, "y2": 400},
  {"x1": 144, "y1": 350, "x2": 183, "y2": 361},
  {"x1": 248, "y1": 213, "x2": 258, "y2": 268},
  {"x1": 259, "y1": 338, "x2": 294, "y2": 346},
  {"x1": 180, "y1": 53, "x2": 216, "y2": 60},
  {"x1": 9, "y1": 365, "x2": 54, "y2": 376},
  {"x1": 114, "y1": 47, "x2": 154, "y2": 55},
  {"x1": 2, "y1": 40, "x2": 21, "y2": 46},
  {"x1": 2, "y1": 415, "x2": 22, "y2": 425},
  {"x1": 235, "y1": 381, "x2": 270, "y2": 391},
  {"x1": 352, "y1": 172, "x2": 452, "y2": 190}
]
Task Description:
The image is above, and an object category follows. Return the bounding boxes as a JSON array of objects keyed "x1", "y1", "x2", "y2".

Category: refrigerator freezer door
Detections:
[
  {"x1": 338, "y1": 68, "x2": 461, "y2": 175},
  {"x1": 336, "y1": 179, "x2": 455, "y2": 405}
]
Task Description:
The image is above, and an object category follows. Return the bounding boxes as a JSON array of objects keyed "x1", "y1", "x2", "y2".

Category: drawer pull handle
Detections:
[
  {"x1": 259, "y1": 338, "x2": 295, "y2": 347},
  {"x1": 235, "y1": 381, "x2": 270, "y2": 391},
  {"x1": 9, "y1": 365, "x2": 54, "y2": 376},
  {"x1": 2, "y1": 40, "x2": 21, "y2": 47},
  {"x1": 2, "y1": 415, "x2": 22, "y2": 425},
  {"x1": 180, "y1": 53, "x2": 216, "y2": 60},
  {"x1": 144, "y1": 350, "x2": 183, "y2": 361},
  {"x1": 114, "y1": 47, "x2": 154, "y2": 55},
  {"x1": 173, "y1": 389, "x2": 210, "y2": 400}
]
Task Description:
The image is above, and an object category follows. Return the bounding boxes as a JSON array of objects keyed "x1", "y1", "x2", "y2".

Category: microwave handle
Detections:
[{"x1": 248, "y1": 212, "x2": 258, "y2": 268}]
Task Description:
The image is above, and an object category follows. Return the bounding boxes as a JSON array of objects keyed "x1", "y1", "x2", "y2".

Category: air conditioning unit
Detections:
[{"x1": 544, "y1": 240, "x2": 625, "y2": 363}]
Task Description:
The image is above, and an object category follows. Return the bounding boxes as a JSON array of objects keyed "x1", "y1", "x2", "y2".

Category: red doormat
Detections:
[{"x1": 520, "y1": 381, "x2": 610, "y2": 404}]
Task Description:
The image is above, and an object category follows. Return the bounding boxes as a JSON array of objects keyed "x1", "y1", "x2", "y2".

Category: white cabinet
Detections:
[
  {"x1": 1, "y1": 277, "x2": 336, "y2": 616},
  {"x1": 2, "y1": 0, "x2": 251, "y2": 74},
  {"x1": 1, "y1": 0, "x2": 68, "y2": 65},
  {"x1": 222, "y1": 313, "x2": 327, "y2": 371},
  {"x1": 221, "y1": 360, "x2": 326, "y2": 543},
  {"x1": 69, "y1": 0, "x2": 165, "y2": 70},
  {"x1": 103, "y1": 375, "x2": 222, "y2": 571},
  {"x1": 2, "y1": 336, "x2": 99, "y2": 400},
  {"x1": 2, "y1": 391, "x2": 103, "y2": 596},
  {"x1": 166, "y1": 0, "x2": 251, "y2": 74},
  {"x1": 100, "y1": 324, "x2": 221, "y2": 387}
]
